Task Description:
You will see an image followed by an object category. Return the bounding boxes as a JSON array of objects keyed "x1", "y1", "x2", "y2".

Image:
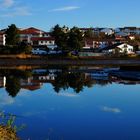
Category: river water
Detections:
[{"x1": 0, "y1": 66, "x2": 140, "y2": 140}]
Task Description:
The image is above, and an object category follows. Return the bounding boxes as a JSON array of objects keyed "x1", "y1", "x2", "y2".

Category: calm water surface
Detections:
[{"x1": 0, "y1": 66, "x2": 140, "y2": 140}]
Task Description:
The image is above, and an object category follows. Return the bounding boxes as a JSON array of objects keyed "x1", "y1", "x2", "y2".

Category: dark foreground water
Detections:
[{"x1": 0, "y1": 66, "x2": 140, "y2": 140}]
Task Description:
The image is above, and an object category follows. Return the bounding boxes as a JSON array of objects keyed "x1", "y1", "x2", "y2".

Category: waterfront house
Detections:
[
  {"x1": 31, "y1": 37, "x2": 57, "y2": 49},
  {"x1": 19, "y1": 27, "x2": 51, "y2": 44},
  {"x1": 101, "y1": 43, "x2": 134, "y2": 54},
  {"x1": 19, "y1": 27, "x2": 58, "y2": 52}
]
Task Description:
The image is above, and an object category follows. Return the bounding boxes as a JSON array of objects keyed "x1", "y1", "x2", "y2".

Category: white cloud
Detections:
[
  {"x1": 1, "y1": 6, "x2": 32, "y2": 17},
  {"x1": 0, "y1": 0, "x2": 32, "y2": 17},
  {"x1": 49, "y1": 6, "x2": 80, "y2": 12},
  {"x1": 101, "y1": 106, "x2": 121, "y2": 114},
  {"x1": 57, "y1": 92, "x2": 79, "y2": 97},
  {"x1": 0, "y1": 93, "x2": 14, "y2": 106},
  {"x1": 1, "y1": 0, "x2": 14, "y2": 8}
]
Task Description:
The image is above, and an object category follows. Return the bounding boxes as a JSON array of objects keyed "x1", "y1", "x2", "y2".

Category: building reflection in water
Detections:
[{"x1": 0, "y1": 66, "x2": 140, "y2": 97}]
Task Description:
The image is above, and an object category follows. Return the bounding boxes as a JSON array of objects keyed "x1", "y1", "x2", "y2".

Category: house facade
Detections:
[
  {"x1": 101, "y1": 43, "x2": 134, "y2": 54},
  {"x1": 19, "y1": 27, "x2": 51, "y2": 44},
  {"x1": 19, "y1": 27, "x2": 57, "y2": 48},
  {"x1": 0, "y1": 32, "x2": 6, "y2": 46},
  {"x1": 31, "y1": 37, "x2": 56, "y2": 47}
]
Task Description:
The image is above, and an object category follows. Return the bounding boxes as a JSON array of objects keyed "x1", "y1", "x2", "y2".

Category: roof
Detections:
[
  {"x1": 31, "y1": 37, "x2": 55, "y2": 41},
  {"x1": 79, "y1": 28, "x2": 94, "y2": 31},
  {"x1": 19, "y1": 27, "x2": 47, "y2": 35},
  {"x1": 0, "y1": 31, "x2": 5, "y2": 35},
  {"x1": 124, "y1": 27, "x2": 137, "y2": 30}
]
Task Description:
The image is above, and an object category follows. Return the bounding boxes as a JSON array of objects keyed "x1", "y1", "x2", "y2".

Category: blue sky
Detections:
[{"x1": 0, "y1": 0, "x2": 140, "y2": 31}]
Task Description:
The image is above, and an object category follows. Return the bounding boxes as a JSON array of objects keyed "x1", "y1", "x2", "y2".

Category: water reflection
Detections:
[
  {"x1": 0, "y1": 66, "x2": 140, "y2": 140},
  {"x1": 0, "y1": 66, "x2": 140, "y2": 97}
]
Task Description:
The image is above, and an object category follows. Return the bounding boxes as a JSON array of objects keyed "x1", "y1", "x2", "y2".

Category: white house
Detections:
[
  {"x1": 101, "y1": 43, "x2": 134, "y2": 54},
  {"x1": 19, "y1": 27, "x2": 51, "y2": 44},
  {"x1": 31, "y1": 37, "x2": 57, "y2": 50},
  {"x1": 0, "y1": 32, "x2": 6, "y2": 46},
  {"x1": 117, "y1": 43, "x2": 134, "y2": 54}
]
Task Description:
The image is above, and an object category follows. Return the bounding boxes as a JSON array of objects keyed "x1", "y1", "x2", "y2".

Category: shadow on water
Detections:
[{"x1": 0, "y1": 65, "x2": 139, "y2": 97}]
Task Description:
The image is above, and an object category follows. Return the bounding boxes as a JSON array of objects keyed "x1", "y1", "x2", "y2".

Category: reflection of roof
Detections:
[{"x1": 21, "y1": 84, "x2": 42, "y2": 91}]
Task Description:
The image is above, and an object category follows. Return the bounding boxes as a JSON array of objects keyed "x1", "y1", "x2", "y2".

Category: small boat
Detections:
[{"x1": 91, "y1": 71, "x2": 109, "y2": 77}]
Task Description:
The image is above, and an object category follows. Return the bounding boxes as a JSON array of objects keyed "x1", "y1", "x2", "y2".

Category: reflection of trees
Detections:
[
  {"x1": 96, "y1": 80, "x2": 109, "y2": 87},
  {"x1": 52, "y1": 72, "x2": 94, "y2": 93},
  {"x1": 6, "y1": 76, "x2": 21, "y2": 97},
  {"x1": 52, "y1": 70, "x2": 112, "y2": 93},
  {"x1": 0, "y1": 69, "x2": 32, "y2": 79},
  {"x1": 0, "y1": 69, "x2": 32, "y2": 97}
]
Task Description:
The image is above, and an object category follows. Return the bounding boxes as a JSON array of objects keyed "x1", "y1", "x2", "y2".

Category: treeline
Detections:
[
  {"x1": 3, "y1": 24, "x2": 140, "y2": 54},
  {"x1": 51, "y1": 25, "x2": 85, "y2": 51}
]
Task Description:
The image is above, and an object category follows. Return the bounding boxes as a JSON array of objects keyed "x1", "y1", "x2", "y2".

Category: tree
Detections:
[
  {"x1": 51, "y1": 24, "x2": 68, "y2": 51},
  {"x1": 67, "y1": 27, "x2": 84, "y2": 51},
  {"x1": 84, "y1": 28, "x2": 94, "y2": 38},
  {"x1": 6, "y1": 24, "x2": 19, "y2": 45}
]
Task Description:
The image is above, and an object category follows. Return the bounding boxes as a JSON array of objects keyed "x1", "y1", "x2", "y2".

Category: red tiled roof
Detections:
[
  {"x1": 31, "y1": 37, "x2": 55, "y2": 41},
  {"x1": 0, "y1": 32, "x2": 5, "y2": 35},
  {"x1": 19, "y1": 27, "x2": 46, "y2": 35}
]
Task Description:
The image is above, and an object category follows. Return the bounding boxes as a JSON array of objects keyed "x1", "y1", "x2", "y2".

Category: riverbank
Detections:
[{"x1": 0, "y1": 58, "x2": 140, "y2": 66}]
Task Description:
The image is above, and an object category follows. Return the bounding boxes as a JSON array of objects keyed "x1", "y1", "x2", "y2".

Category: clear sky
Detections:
[{"x1": 0, "y1": 0, "x2": 140, "y2": 31}]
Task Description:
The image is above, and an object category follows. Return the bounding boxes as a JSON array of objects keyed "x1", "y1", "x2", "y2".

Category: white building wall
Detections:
[
  {"x1": 117, "y1": 44, "x2": 134, "y2": 54},
  {"x1": 38, "y1": 40, "x2": 55, "y2": 46},
  {"x1": 0, "y1": 34, "x2": 6, "y2": 46}
]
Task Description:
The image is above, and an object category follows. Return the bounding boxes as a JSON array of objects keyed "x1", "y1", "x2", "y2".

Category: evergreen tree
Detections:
[
  {"x1": 6, "y1": 24, "x2": 19, "y2": 45},
  {"x1": 84, "y1": 28, "x2": 94, "y2": 38},
  {"x1": 67, "y1": 27, "x2": 84, "y2": 51},
  {"x1": 51, "y1": 24, "x2": 68, "y2": 51}
]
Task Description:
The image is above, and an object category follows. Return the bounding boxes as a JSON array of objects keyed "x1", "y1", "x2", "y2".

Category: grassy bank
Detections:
[
  {"x1": 0, "y1": 58, "x2": 140, "y2": 66},
  {"x1": 0, "y1": 54, "x2": 139, "y2": 66}
]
